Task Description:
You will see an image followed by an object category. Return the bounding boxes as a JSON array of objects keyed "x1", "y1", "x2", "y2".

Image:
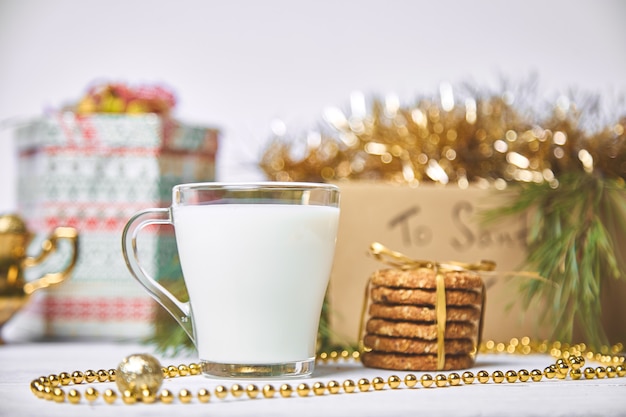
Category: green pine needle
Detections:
[{"x1": 483, "y1": 173, "x2": 626, "y2": 349}]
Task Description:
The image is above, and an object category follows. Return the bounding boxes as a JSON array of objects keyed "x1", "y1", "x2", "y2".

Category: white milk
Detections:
[{"x1": 172, "y1": 203, "x2": 340, "y2": 364}]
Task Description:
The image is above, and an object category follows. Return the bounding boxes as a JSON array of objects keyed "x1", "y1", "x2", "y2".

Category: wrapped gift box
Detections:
[
  {"x1": 327, "y1": 181, "x2": 548, "y2": 347},
  {"x1": 9, "y1": 112, "x2": 218, "y2": 340}
]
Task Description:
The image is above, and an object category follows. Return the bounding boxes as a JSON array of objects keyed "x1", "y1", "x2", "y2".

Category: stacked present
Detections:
[{"x1": 11, "y1": 83, "x2": 219, "y2": 340}]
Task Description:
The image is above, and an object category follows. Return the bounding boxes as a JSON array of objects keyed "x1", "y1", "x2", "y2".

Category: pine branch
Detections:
[{"x1": 483, "y1": 173, "x2": 626, "y2": 349}]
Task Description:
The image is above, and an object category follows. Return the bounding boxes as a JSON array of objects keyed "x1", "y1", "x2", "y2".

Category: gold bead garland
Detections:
[{"x1": 29, "y1": 338, "x2": 625, "y2": 406}]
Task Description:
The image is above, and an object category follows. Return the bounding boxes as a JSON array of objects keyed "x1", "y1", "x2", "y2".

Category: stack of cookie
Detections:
[{"x1": 361, "y1": 267, "x2": 485, "y2": 371}]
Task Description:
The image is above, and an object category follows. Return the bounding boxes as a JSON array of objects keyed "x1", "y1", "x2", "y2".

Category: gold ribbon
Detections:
[
  {"x1": 361, "y1": 242, "x2": 496, "y2": 370},
  {"x1": 435, "y1": 271, "x2": 447, "y2": 370}
]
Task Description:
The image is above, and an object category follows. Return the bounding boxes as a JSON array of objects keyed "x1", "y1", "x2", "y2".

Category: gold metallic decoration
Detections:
[
  {"x1": 327, "y1": 380, "x2": 341, "y2": 394},
  {"x1": 279, "y1": 384, "x2": 293, "y2": 398},
  {"x1": 435, "y1": 272, "x2": 447, "y2": 370},
  {"x1": 296, "y1": 383, "x2": 310, "y2": 397},
  {"x1": 178, "y1": 389, "x2": 192, "y2": 403},
  {"x1": 26, "y1": 339, "x2": 626, "y2": 406},
  {"x1": 387, "y1": 375, "x2": 401, "y2": 389},
  {"x1": 115, "y1": 354, "x2": 164, "y2": 399},
  {"x1": 262, "y1": 384, "x2": 276, "y2": 398},
  {"x1": 197, "y1": 388, "x2": 211, "y2": 403},
  {"x1": 0, "y1": 214, "x2": 79, "y2": 339},
  {"x1": 246, "y1": 384, "x2": 259, "y2": 399},
  {"x1": 260, "y1": 88, "x2": 626, "y2": 184},
  {"x1": 312, "y1": 382, "x2": 326, "y2": 395}
]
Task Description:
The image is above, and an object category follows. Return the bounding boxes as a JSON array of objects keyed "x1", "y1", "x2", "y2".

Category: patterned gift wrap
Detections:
[{"x1": 11, "y1": 112, "x2": 218, "y2": 340}]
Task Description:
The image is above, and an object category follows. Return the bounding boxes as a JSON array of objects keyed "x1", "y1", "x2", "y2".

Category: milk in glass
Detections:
[{"x1": 172, "y1": 203, "x2": 340, "y2": 364}]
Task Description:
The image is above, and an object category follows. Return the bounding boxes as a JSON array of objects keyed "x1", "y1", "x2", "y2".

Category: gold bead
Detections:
[
  {"x1": 43, "y1": 386, "x2": 53, "y2": 401},
  {"x1": 404, "y1": 374, "x2": 418, "y2": 388},
  {"x1": 595, "y1": 367, "x2": 607, "y2": 378},
  {"x1": 477, "y1": 371, "x2": 490, "y2": 384},
  {"x1": 606, "y1": 366, "x2": 617, "y2": 378},
  {"x1": 352, "y1": 351, "x2": 361, "y2": 361},
  {"x1": 189, "y1": 363, "x2": 201, "y2": 375},
  {"x1": 85, "y1": 387, "x2": 99, "y2": 402},
  {"x1": 327, "y1": 380, "x2": 341, "y2": 394},
  {"x1": 358, "y1": 378, "x2": 371, "y2": 391},
  {"x1": 159, "y1": 389, "x2": 174, "y2": 404},
  {"x1": 279, "y1": 384, "x2": 293, "y2": 398},
  {"x1": 484, "y1": 340, "x2": 495, "y2": 351},
  {"x1": 198, "y1": 388, "x2": 211, "y2": 403},
  {"x1": 67, "y1": 389, "x2": 81, "y2": 404},
  {"x1": 230, "y1": 383, "x2": 244, "y2": 398},
  {"x1": 448, "y1": 373, "x2": 461, "y2": 386},
  {"x1": 330, "y1": 351, "x2": 339, "y2": 361},
  {"x1": 116, "y1": 354, "x2": 164, "y2": 397},
  {"x1": 103, "y1": 389, "x2": 117, "y2": 404},
  {"x1": 85, "y1": 370, "x2": 98, "y2": 383},
  {"x1": 313, "y1": 382, "x2": 326, "y2": 395},
  {"x1": 58, "y1": 372, "x2": 71, "y2": 386},
  {"x1": 52, "y1": 387, "x2": 65, "y2": 403},
  {"x1": 556, "y1": 362, "x2": 569, "y2": 375},
  {"x1": 262, "y1": 385, "x2": 276, "y2": 398},
  {"x1": 48, "y1": 374, "x2": 60, "y2": 387},
  {"x1": 108, "y1": 369, "x2": 117, "y2": 382},
  {"x1": 246, "y1": 384, "x2": 260, "y2": 399},
  {"x1": 177, "y1": 365, "x2": 190, "y2": 376},
  {"x1": 372, "y1": 377, "x2": 385, "y2": 390},
  {"x1": 462, "y1": 371, "x2": 475, "y2": 384},
  {"x1": 434, "y1": 374, "x2": 447, "y2": 387},
  {"x1": 215, "y1": 385, "x2": 228, "y2": 399},
  {"x1": 543, "y1": 366, "x2": 556, "y2": 379},
  {"x1": 122, "y1": 389, "x2": 136, "y2": 405},
  {"x1": 504, "y1": 370, "x2": 517, "y2": 383},
  {"x1": 568, "y1": 356, "x2": 581, "y2": 370},
  {"x1": 421, "y1": 374, "x2": 434, "y2": 388},
  {"x1": 297, "y1": 383, "x2": 310, "y2": 397},
  {"x1": 97, "y1": 369, "x2": 109, "y2": 382},
  {"x1": 388, "y1": 375, "x2": 401, "y2": 389},
  {"x1": 31, "y1": 381, "x2": 45, "y2": 398},
  {"x1": 616, "y1": 365, "x2": 626, "y2": 378},
  {"x1": 37, "y1": 376, "x2": 49, "y2": 387},
  {"x1": 530, "y1": 369, "x2": 543, "y2": 382},
  {"x1": 343, "y1": 379, "x2": 356, "y2": 393},
  {"x1": 71, "y1": 371, "x2": 84, "y2": 384},
  {"x1": 518, "y1": 369, "x2": 530, "y2": 382},
  {"x1": 167, "y1": 365, "x2": 178, "y2": 378},
  {"x1": 492, "y1": 371, "x2": 505, "y2": 383},
  {"x1": 179, "y1": 389, "x2": 193, "y2": 403},
  {"x1": 584, "y1": 367, "x2": 596, "y2": 379},
  {"x1": 141, "y1": 388, "x2": 157, "y2": 403},
  {"x1": 341, "y1": 350, "x2": 351, "y2": 360},
  {"x1": 570, "y1": 368, "x2": 582, "y2": 380},
  {"x1": 318, "y1": 352, "x2": 328, "y2": 362}
]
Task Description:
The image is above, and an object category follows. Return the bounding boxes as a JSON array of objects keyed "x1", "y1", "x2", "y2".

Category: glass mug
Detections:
[{"x1": 122, "y1": 182, "x2": 340, "y2": 378}]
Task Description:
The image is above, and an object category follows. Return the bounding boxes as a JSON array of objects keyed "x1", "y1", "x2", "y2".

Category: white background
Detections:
[{"x1": 1, "y1": 0, "x2": 625, "y2": 212}]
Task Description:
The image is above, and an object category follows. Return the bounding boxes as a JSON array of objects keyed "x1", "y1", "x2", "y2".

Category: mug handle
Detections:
[
  {"x1": 23, "y1": 226, "x2": 79, "y2": 295},
  {"x1": 121, "y1": 208, "x2": 195, "y2": 343}
]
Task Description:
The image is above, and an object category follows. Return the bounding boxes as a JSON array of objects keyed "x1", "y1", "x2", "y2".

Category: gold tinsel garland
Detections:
[{"x1": 260, "y1": 90, "x2": 626, "y2": 185}]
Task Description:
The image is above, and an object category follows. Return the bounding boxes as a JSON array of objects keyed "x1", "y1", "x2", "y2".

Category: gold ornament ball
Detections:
[{"x1": 116, "y1": 354, "x2": 164, "y2": 397}]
